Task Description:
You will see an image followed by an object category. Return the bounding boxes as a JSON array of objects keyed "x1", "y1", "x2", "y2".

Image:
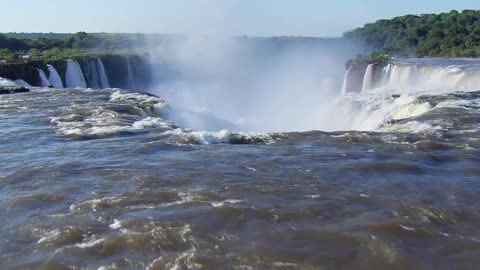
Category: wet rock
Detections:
[{"x1": 0, "y1": 86, "x2": 30, "y2": 94}]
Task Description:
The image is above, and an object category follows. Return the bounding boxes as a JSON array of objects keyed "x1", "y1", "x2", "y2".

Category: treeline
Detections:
[
  {"x1": 4, "y1": 32, "x2": 69, "y2": 39},
  {"x1": 344, "y1": 10, "x2": 480, "y2": 57},
  {"x1": 0, "y1": 32, "x2": 149, "y2": 62}
]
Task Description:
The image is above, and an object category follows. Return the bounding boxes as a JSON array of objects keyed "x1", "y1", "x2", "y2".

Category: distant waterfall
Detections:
[
  {"x1": 126, "y1": 56, "x2": 137, "y2": 89},
  {"x1": 348, "y1": 60, "x2": 480, "y2": 94},
  {"x1": 97, "y1": 58, "x2": 110, "y2": 88},
  {"x1": 85, "y1": 59, "x2": 101, "y2": 89},
  {"x1": 36, "y1": 69, "x2": 50, "y2": 87},
  {"x1": 47, "y1": 64, "x2": 63, "y2": 88},
  {"x1": 81, "y1": 58, "x2": 111, "y2": 89},
  {"x1": 65, "y1": 60, "x2": 87, "y2": 88},
  {"x1": 341, "y1": 66, "x2": 353, "y2": 95},
  {"x1": 14, "y1": 79, "x2": 32, "y2": 88},
  {"x1": 380, "y1": 64, "x2": 393, "y2": 86},
  {"x1": 360, "y1": 64, "x2": 374, "y2": 94}
]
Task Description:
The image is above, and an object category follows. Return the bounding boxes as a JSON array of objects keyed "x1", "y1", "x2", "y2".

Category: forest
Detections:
[
  {"x1": 343, "y1": 9, "x2": 480, "y2": 57},
  {"x1": 4, "y1": 9, "x2": 480, "y2": 62},
  {"x1": 0, "y1": 32, "x2": 150, "y2": 62}
]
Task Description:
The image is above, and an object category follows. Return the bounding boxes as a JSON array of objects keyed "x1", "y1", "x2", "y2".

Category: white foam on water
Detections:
[
  {"x1": 210, "y1": 199, "x2": 243, "y2": 208},
  {"x1": 70, "y1": 196, "x2": 123, "y2": 213},
  {"x1": 164, "y1": 128, "x2": 276, "y2": 145},
  {"x1": 74, "y1": 238, "x2": 105, "y2": 249},
  {"x1": 132, "y1": 117, "x2": 175, "y2": 129},
  {"x1": 37, "y1": 229, "x2": 62, "y2": 244},
  {"x1": 51, "y1": 91, "x2": 173, "y2": 137},
  {"x1": 435, "y1": 99, "x2": 480, "y2": 109},
  {"x1": 380, "y1": 121, "x2": 443, "y2": 134},
  {"x1": 110, "y1": 91, "x2": 168, "y2": 111},
  {"x1": 338, "y1": 94, "x2": 434, "y2": 131},
  {"x1": 389, "y1": 96, "x2": 432, "y2": 120},
  {"x1": 109, "y1": 219, "x2": 123, "y2": 230},
  {"x1": 0, "y1": 77, "x2": 19, "y2": 88}
]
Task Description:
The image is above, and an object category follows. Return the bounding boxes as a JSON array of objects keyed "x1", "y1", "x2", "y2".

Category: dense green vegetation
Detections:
[
  {"x1": 344, "y1": 9, "x2": 480, "y2": 57},
  {"x1": 344, "y1": 52, "x2": 390, "y2": 69},
  {"x1": 0, "y1": 32, "x2": 148, "y2": 62},
  {"x1": 354, "y1": 52, "x2": 390, "y2": 63}
]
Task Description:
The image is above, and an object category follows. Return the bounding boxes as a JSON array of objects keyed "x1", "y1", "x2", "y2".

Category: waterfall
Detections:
[
  {"x1": 14, "y1": 79, "x2": 32, "y2": 88},
  {"x1": 360, "y1": 64, "x2": 374, "y2": 94},
  {"x1": 126, "y1": 56, "x2": 137, "y2": 89},
  {"x1": 97, "y1": 58, "x2": 110, "y2": 88},
  {"x1": 385, "y1": 65, "x2": 413, "y2": 91},
  {"x1": 36, "y1": 69, "x2": 50, "y2": 87},
  {"x1": 47, "y1": 65, "x2": 63, "y2": 88},
  {"x1": 85, "y1": 59, "x2": 100, "y2": 89},
  {"x1": 65, "y1": 59, "x2": 87, "y2": 88},
  {"x1": 341, "y1": 66, "x2": 352, "y2": 95},
  {"x1": 381, "y1": 64, "x2": 393, "y2": 86},
  {"x1": 367, "y1": 61, "x2": 480, "y2": 94},
  {"x1": 80, "y1": 58, "x2": 110, "y2": 89}
]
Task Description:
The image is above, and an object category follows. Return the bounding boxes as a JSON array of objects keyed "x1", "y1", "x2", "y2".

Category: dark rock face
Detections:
[
  {"x1": 101, "y1": 54, "x2": 152, "y2": 90},
  {"x1": 0, "y1": 63, "x2": 42, "y2": 86}
]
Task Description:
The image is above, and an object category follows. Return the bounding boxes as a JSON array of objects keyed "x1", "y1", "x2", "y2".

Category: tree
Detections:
[{"x1": 343, "y1": 9, "x2": 480, "y2": 57}]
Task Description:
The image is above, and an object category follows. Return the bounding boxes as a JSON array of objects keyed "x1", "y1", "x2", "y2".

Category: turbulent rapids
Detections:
[{"x1": 1, "y1": 57, "x2": 480, "y2": 269}]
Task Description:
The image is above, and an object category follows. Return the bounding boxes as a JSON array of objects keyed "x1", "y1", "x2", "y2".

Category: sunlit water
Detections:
[{"x1": 0, "y1": 84, "x2": 479, "y2": 270}]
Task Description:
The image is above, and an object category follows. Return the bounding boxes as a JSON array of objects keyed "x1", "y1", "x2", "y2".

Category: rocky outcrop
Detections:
[{"x1": 0, "y1": 86, "x2": 30, "y2": 95}]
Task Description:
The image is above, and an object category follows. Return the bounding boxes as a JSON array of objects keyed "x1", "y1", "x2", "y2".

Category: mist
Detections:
[{"x1": 145, "y1": 36, "x2": 362, "y2": 132}]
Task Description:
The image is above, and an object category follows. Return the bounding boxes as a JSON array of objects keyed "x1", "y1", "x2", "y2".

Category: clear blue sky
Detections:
[{"x1": 1, "y1": 0, "x2": 479, "y2": 37}]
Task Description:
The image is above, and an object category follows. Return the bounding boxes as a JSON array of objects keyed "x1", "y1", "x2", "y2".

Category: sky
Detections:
[{"x1": 1, "y1": 0, "x2": 480, "y2": 37}]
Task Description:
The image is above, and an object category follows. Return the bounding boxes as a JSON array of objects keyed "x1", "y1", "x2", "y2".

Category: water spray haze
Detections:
[{"x1": 147, "y1": 35, "x2": 359, "y2": 132}]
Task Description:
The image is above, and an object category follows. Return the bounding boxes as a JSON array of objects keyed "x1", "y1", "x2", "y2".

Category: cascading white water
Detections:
[
  {"x1": 14, "y1": 79, "x2": 32, "y2": 88},
  {"x1": 47, "y1": 65, "x2": 63, "y2": 88},
  {"x1": 360, "y1": 64, "x2": 374, "y2": 94},
  {"x1": 96, "y1": 58, "x2": 110, "y2": 89},
  {"x1": 381, "y1": 64, "x2": 393, "y2": 86},
  {"x1": 126, "y1": 56, "x2": 137, "y2": 89},
  {"x1": 334, "y1": 58, "x2": 480, "y2": 132},
  {"x1": 82, "y1": 58, "x2": 110, "y2": 89},
  {"x1": 86, "y1": 59, "x2": 100, "y2": 89},
  {"x1": 65, "y1": 60, "x2": 87, "y2": 88},
  {"x1": 381, "y1": 64, "x2": 480, "y2": 93},
  {"x1": 36, "y1": 69, "x2": 50, "y2": 87},
  {"x1": 341, "y1": 66, "x2": 352, "y2": 95},
  {"x1": 347, "y1": 59, "x2": 480, "y2": 95},
  {"x1": 0, "y1": 77, "x2": 20, "y2": 87}
]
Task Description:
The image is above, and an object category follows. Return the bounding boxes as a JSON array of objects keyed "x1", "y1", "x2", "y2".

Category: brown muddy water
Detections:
[{"x1": 0, "y1": 88, "x2": 479, "y2": 270}]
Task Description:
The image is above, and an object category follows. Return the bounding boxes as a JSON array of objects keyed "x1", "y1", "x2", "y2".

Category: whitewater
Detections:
[{"x1": 1, "y1": 54, "x2": 480, "y2": 269}]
